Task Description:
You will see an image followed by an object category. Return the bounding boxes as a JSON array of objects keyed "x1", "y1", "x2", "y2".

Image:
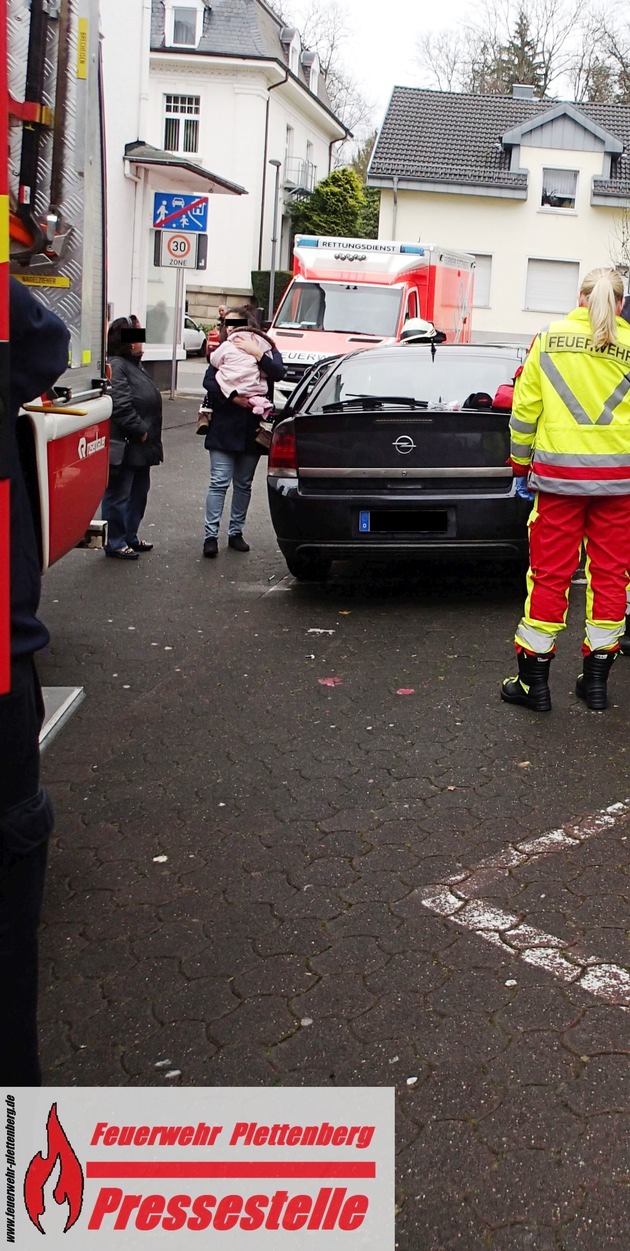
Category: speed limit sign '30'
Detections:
[
  {"x1": 167, "y1": 233, "x2": 192, "y2": 262},
  {"x1": 154, "y1": 230, "x2": 208, "y2": 270}
]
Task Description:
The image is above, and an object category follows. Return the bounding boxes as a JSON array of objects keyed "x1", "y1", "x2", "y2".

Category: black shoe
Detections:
[
  {"x1": 129, "y1": 540, "x2": 154, "y2": 552},
  {"x1": 501, "y1": 650, "x2": 553, "y2": 712},
  {"x1": 203, "y1": 536, "x2": 218, "y2": 558},
  {"x1": 105, "y1": 546, "x2": 139, "y2": 560},
  {"x1": 228, "y1": 534, "x2": 250, "y2": 552},
  {"x1": 576, "y1": 650, "x2": 617, "y2": 710},
  {"x1": 620, "y1": 616, "x2": 630, "y2": 656}
]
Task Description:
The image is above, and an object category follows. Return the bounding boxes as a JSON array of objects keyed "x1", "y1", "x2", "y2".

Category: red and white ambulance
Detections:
[
  {"x1": 4, "y1": 0, "x2": 111, "y2": 576},
  {"x1": 270, "y1": 235, "x2": 475, "y2": 404}
]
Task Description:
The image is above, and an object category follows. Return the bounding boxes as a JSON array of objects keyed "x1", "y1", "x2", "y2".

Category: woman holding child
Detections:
[{"x1": 200, "y1": 309, "x2": 285, "y2": 558}]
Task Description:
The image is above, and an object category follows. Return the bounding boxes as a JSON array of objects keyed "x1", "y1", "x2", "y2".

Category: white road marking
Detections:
[{"x1": 418, "y1": 798, "x2": 630, "y2": 1008}]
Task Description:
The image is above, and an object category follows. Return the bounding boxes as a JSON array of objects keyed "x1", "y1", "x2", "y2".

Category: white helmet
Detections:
[{"x1": 400, "y1": 318, "x2": 440, "y2": 343}]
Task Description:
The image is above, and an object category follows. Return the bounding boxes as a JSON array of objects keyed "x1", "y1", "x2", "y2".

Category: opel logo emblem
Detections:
[{"x1": 393, "y1": 435, "x2": 416, "y2": 455}]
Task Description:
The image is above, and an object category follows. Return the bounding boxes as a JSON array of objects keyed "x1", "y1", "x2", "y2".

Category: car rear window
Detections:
[{"x1": 312, "y1": 348, "x2": 523, "y2": 411}]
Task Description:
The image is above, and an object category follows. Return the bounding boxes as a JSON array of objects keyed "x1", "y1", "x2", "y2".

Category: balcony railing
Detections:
[{"x1": 283, "y1": 157, "x2": 317, "y2": 195}]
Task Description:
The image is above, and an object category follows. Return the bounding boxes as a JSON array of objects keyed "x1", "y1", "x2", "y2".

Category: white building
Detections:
[
  {"x1": 148, "y1": 0, "x2": 348, "y2": 324},
  {"x1": 368, "y1": 86, "x2": 630, "y2": 344},
  {"x1": 101, "y1": 0, "x2": 245, "y2": 385}
]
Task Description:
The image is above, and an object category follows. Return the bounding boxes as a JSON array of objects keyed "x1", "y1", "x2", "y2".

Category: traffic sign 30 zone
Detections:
[
  {"x1": 153, "y1": 231, "x2": 207, "y2": 270},
  {"x1": 167, "y1": 233, "x2": 192, "y2": 262}
]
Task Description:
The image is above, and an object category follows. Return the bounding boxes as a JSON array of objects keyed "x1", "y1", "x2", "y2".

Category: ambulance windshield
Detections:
[{"x1": 274, "y1": 282, "x2": 402, "y2": 337}]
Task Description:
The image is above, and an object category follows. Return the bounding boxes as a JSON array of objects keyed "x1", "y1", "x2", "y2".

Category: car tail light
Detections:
[{"x1": 268, "y1": 422, "x2": 297, "y2": 476}]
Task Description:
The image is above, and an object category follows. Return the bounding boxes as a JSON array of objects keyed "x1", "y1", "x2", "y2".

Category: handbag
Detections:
[
  {"x1": 109, "y1": 433, "x2": 128, "y2": 467},
  {"x1": 255, "y1": 419, "x2": 273, "y2": 449}
]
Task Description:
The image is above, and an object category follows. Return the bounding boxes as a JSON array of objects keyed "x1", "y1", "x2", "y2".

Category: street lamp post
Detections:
[{"x1": 267, "y1": 159, "x2": 282, "y2": 323}]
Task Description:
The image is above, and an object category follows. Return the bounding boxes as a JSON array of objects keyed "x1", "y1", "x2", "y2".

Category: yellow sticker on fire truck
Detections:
[
  {"x1": 77, "y1": 18, "x2": 89, "y2": 79},
  {"x1": 14, "y1": 274, "x2": 71, "y2": 288}
]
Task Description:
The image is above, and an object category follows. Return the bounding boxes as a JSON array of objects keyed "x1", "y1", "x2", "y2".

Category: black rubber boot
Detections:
[
  {"x1": 501, "y1": 650, "x2": 553, "y2": 712},
  {"x1": 619, "y1": 616, "x2": 630, "y2": 656},
  {"x1": 576, "y1": 650, "x2": 617, "y2": 711}
]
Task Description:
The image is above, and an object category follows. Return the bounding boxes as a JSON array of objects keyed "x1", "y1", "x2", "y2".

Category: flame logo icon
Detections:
[{"x1": 24, "y1": 1104, "x2": 84, "y2": 1234}]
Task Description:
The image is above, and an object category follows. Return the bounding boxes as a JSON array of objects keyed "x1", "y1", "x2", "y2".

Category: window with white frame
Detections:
[
  {"x1": 164, "y1": 94, "x2": 200, "y2": 154},
  {"x1": 472, "y1": 254, "x2": 492, "y2": 308},
  {"x1": 525, "y1": 258, "x2": 580, "y2": 313},
  {"x1": 164, "y1": 1, "x2": 204, "y2": 48},
  {"x1": 289, "y1": 34, "x2": 301, "y2": 75},
  {"x1": 541, "y1": 168, "x2": 578, "y2": 210},
  {"x1": 309, "y1": 55, "x2": 320, "y2": 94}
]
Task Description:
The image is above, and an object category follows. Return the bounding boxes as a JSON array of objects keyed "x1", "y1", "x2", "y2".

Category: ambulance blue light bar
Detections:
[{"x1": 295, "y1": 236, "x2": 425, "y2": 255}]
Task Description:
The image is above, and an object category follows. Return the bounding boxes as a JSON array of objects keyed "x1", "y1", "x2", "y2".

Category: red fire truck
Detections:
[
  {"x1": 270, "y1": 235, "x2": 476, "y2": 404},
  {"x1": 1, "y1": 0, "x2": 111, "y2": 690}
]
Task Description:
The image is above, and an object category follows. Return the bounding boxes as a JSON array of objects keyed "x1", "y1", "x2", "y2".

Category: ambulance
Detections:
[
  {"x1": 270, "y1": 235, "x2": 475, "y2": 404},
  {"x1": 4, "y1": 0, "x2": 111, "y2": 574}
]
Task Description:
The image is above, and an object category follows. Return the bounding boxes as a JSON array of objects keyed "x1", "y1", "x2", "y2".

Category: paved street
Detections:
[{"x1": 38, "y1": 398, "x2": 630, "y2": 1249}]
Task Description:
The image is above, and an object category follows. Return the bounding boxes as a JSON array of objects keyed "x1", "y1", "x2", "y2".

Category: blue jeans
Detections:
[
  {"x1": 102, "y1": 464, "x2": 151, "y2": 551},
  {"x1": 204, "y1": 450, "x2": 259, "y2": 538}
]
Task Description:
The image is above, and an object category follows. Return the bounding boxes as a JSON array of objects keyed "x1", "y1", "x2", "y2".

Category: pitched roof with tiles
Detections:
[
  {"x1": 150, "y1": 0, "x2": 342, "y2": 124},
  {"x1": 369, "y1": 86, "x2": 630, "y2": 195}
]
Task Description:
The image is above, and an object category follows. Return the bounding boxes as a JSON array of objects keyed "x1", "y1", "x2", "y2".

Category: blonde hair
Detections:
[{"x1": 579, "y1": 267, "x2": 624, "y2": 348}]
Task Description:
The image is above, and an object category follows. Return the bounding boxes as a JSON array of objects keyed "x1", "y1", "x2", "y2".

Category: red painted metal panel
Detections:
[{"x1": 46, "y1": 424, "x2": 109, "y2": 566}]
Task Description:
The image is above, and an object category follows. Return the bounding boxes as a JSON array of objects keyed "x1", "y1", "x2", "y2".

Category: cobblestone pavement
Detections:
[{"x1": 38, "y1": 399, "x2": 630, "y2": 1249}]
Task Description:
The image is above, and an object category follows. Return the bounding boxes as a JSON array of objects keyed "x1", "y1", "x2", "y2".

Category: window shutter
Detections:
[
  {"x1": 472, "y1": 255, "x2": 492, "y2": 308},
  {"x1": 525, "y1": 259, "x2": 579, "y2": 313}
]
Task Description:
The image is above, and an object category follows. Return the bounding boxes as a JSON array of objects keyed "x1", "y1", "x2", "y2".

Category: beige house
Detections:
[{"x1": 368, "y1": 86, "x2": 630, "y2": 343}]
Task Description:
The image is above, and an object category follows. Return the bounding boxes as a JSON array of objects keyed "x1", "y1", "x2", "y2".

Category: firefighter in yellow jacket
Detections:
[{"x1": 502, "y1": 268, "x2": 630, "y2": 713}]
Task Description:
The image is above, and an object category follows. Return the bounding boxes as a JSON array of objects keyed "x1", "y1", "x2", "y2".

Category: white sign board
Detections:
[
  {"x1": 153, "y1": 231, "x2": 208, "y2": 271},
  {"x1": 2, "y1": 1086, "x2": 394, "y2": 1249}
]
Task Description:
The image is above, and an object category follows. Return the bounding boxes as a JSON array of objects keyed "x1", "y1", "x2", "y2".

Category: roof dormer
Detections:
[
  {"x1": 280, "y1": 26, "x2": 301, "y2": 76},
  {"x1": 164, "y1": 0, "x2": 206, "y2": 50},
  {"x1": 301, "y1": 50, "x2": 320, "y2": 96}
]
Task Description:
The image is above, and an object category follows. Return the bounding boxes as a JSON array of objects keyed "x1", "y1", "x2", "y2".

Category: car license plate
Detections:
[{"x1": 359, "y1": 510, "x2": 371, "y2": 533}]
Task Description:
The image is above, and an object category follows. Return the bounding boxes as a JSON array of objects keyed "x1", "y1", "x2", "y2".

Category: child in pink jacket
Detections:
[{"x1": 209, "y1": 330, "x2": 275, "y2": 416}]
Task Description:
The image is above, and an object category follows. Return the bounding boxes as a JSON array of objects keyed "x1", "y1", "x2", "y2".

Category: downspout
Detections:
[
  {"x1": 257, "y1": 68, "x2": 289, "y2": 270},
  {"x1": 391, "y1": 174, "x2": 399, "y2": 239},
  {"x1": 328, "y1": 131, "x2": 348, "y2": 174}
]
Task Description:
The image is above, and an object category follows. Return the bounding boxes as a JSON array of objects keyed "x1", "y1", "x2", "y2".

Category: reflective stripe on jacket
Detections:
[{"x1": 510, "y1": 306, "x2": 630, "y2": 495}]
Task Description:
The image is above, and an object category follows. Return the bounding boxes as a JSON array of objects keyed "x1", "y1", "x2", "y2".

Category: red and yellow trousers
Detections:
[{"x1": 515, "y1": 492, "x2": 630, "y2": 656}]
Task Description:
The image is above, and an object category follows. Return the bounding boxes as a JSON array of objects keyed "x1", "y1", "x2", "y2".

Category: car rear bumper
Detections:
[{"x1": 267, "y1": 477, "x2": 530, "y2": 560}]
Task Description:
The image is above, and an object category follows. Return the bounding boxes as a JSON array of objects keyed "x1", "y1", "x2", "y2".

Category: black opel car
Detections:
[{"x1": 267, "y1": 343, "x2": 531, "y2": 581}]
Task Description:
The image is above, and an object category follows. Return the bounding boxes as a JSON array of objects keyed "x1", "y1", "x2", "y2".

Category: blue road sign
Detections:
[{"x1": 153, "y1": 192, "x2": 208, "y2": 232}]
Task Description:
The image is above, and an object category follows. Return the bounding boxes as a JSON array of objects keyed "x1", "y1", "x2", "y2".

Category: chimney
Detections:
[{"x1": 512, "y1": 84, "x2": 535, "y2": 99}]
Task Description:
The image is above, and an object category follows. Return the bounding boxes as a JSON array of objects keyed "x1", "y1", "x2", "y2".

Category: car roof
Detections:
[{"x1": 359, "y1": 342, "x2": 522, "y2": 359}]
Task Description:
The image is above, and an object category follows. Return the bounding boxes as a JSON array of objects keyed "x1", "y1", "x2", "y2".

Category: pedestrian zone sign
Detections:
[{"x1": 153, "y1": 192, "x2": 208, "y2": 232}]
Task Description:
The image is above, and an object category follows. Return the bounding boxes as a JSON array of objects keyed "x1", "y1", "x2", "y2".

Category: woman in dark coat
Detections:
[
  {"x1": 201, "y1": 312, "x2": 285, "y2": 557},
  {"x1": 102, "y1": 316, "x2": 164, "y2": 560}
]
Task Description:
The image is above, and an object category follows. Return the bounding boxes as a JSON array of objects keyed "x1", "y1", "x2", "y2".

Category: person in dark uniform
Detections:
[{"x1": 0, "y1": 278, "x2": 70, "y2": 1083}]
